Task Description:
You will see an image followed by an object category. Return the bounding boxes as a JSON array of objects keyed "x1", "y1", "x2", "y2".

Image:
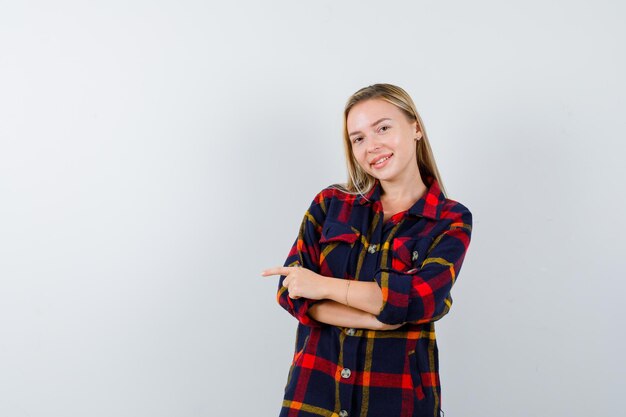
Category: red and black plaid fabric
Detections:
[{"x1": 276, "y1": 175, "x2": 473, "y2": 417}]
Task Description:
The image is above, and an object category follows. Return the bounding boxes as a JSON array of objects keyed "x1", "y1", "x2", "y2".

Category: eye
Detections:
[
  {"x1": 352, "y1": 137, "x2": 363, "y2": 144},
  {"x1": 379, "y1": 125, "x2": 390, "y2": 133}
]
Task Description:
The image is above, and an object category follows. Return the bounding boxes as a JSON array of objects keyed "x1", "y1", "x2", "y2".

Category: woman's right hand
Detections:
[{"x1": 370, "y1": 316, "x2": 405, "y2": 331}]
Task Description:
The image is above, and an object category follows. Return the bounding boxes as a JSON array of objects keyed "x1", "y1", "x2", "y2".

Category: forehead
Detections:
[{"x1": 346, "y1": 99, "x2": 406, "y2": 128}]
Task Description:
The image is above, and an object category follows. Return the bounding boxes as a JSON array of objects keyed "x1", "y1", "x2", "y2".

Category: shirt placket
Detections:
[
  {"x1": 364, "y1": 209, "x2": 406, "y2": 274},
  {"x1": 336, "y1": 209, "x2": 406, "y2": 417},
  {"x1": 337, "y1": 331, "x2": 358, "y2": 416}
]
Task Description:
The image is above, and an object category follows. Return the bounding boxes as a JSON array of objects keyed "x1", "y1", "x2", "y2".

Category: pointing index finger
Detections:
[{"x1": 260, "y1": 266, "x2": 293, "y2": 277}]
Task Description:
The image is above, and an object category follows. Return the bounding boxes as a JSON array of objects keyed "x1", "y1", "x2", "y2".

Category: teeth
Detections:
[{"x1": 374, "y1": 155, "x2": 391, "y2": 165}]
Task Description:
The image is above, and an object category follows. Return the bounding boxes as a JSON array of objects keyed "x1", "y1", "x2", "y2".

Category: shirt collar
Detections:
[{"x1": 356, "y1": 175, "x2": 445, "y2": 220}]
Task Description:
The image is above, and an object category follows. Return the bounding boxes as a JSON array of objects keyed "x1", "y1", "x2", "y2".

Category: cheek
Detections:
[
  {"x1": 352, "y1": 150, "x2": 367, "y2": 168},
  {"x1": 398, "y1": 141, "x2": 416, "y2": 161}
]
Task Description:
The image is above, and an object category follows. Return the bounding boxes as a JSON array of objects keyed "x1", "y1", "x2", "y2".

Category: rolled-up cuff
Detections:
[
  {"x1": 298, "y1": 299, "x2": 324, "y2": 327},
  {"x1": 281, "y1": 291, "x2": 324, "y2": 327},
  {"x1": 372, "y1": 267, "x2": 412, "y2": 325}
]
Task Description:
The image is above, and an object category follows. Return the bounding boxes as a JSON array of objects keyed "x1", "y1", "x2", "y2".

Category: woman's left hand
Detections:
[{"x1": 261, "y1": 266, "x2": 328, "y2": 300}]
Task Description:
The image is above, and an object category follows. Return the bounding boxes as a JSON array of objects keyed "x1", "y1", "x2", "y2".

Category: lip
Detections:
[{"x1": 370, "y1": 153, "x2": 393, "y2": 167}]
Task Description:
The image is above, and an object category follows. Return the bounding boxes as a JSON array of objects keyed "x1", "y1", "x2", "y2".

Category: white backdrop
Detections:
[{"x1": 1, "y1": 1, "x2": 624, "y2": 416}]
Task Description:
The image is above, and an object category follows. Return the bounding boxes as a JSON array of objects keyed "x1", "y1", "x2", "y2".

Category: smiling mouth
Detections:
[{"x1": 371, "y1": 153, "x2": 393, "y2": 166}]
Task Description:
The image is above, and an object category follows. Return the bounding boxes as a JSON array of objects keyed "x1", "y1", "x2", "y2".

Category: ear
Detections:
[{"x1": 416, "y1": 130, "x2": 423, "y2": 140}]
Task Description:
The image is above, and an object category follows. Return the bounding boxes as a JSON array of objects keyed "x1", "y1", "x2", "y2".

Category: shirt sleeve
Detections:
[
  {"x1": 373, "y1": 208, "x2": 473, "y2": 325},
  {"x1": 276, "y1": 193, "x2": 326, "y2": 327}
]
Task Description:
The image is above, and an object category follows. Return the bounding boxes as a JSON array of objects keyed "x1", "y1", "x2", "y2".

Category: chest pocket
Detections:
[
  {"x1": 390, "y1": 236, "x2": 434, "y2": 273},
  {"x1": 318, "y1": 220, "x2": 361, "y2": 279}
]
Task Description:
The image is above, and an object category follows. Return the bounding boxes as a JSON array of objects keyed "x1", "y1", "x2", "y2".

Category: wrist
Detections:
[
  {"x1": 323, "y1": 276, "x2": 345, "y2": 302},
  {"x1": 368, "y1": 314, "x2": 383, "y2": 330}
]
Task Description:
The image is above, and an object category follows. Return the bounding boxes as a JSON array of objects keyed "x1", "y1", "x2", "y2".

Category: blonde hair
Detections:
[{"x1": 331, "y1": 83, "x2": 447, "y2": 199}]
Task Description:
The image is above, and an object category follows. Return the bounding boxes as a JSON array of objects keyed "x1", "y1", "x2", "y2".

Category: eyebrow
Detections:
[{"x1": 348, "y1": 118, "x2": 392, "y2": 137}]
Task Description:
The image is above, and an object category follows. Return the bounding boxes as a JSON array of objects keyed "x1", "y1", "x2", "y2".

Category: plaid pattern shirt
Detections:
[{"x1": 276, "y1": 175, "x2": 473, "y2": 417}]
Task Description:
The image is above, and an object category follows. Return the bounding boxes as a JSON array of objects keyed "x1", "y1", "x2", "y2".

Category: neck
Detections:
[{"x1": 379, "y1": 173, "x2": 428, "y2": 204}]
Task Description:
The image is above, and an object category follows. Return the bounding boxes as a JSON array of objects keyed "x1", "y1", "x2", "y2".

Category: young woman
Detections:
[{"x1": 262, "y1": 83, "x2": 473, "y2": 417}]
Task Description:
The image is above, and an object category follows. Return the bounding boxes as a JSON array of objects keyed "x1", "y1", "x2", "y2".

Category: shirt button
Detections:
[
  {"x1": 341, "y1": 368, "x2": 351, "y2": 379},
  {"x1": 368, "y1": 244, "x2": 377, "y2": 254},
  {"x1": 339, "y1": 410, "x2": 349, "y2": 417},
  {"x1": 346, "y1": 328, "x2": 355, "y2": 336}
]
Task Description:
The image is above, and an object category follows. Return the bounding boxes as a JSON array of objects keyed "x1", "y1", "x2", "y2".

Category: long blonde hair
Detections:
[{"x1": 331, "y1": 83, "x2": 447, "y2": 199}]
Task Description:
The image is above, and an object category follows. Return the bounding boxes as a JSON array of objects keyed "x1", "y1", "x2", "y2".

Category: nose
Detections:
[{"x1": 367, "y1": 137, "x2": 383, "y2": 153}]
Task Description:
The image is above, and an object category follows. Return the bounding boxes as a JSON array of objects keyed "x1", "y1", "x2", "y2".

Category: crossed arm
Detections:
[
  {"x1": 309, "y1": 278, "x2": 404, "y2": 330},
  {"x1": 307, "y1": 300, "x2": 404, "y2": 330},
  {"x1": 263, "y1": 267, "x2": 404, "y2": 330}
]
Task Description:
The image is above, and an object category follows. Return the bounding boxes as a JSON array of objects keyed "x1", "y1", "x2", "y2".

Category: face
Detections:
[{"x1": 346, "y1": 98, "x2": 421, "y2": 183}]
